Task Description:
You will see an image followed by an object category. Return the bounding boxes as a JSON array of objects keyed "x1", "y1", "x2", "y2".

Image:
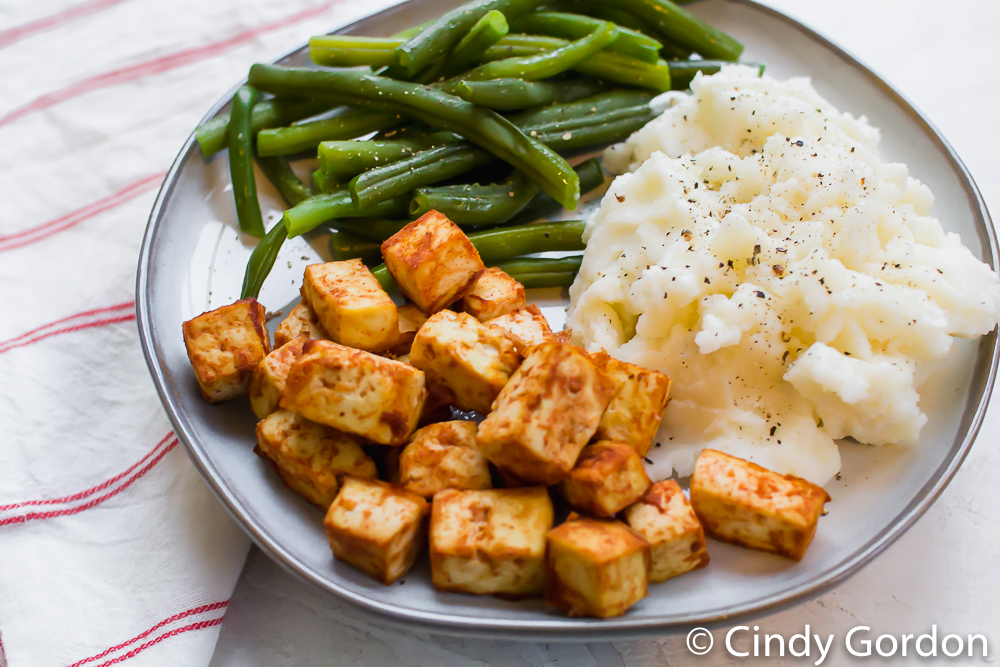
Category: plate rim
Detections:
[{"x1": 135, "y1": 0, "x2": 1000, "y2": 640}]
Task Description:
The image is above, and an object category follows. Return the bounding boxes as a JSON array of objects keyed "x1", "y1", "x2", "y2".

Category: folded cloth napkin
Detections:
[{"x1": 0, "y1": 0, "x2": 400, "y2": 663}]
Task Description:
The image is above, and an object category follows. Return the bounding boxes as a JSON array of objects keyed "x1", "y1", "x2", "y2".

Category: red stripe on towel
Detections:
[{"x1": 0, "y1": 0, "x2": 130, "y2": 50}]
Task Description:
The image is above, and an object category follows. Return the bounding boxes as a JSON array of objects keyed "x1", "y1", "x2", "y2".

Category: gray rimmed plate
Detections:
[{"x1": 136, "y1": 0, "x2": 999, "y2": 640}]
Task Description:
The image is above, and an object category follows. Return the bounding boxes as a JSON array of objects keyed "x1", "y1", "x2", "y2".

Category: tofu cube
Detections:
[
  {"x1": 590, "y1": 351, "x2": 672, "y2": 457},
  {"x1": 409, "y1": 310, "x2": 520, "y2": 414},
  {"x1": 182, "y1": 298, "x2": 271, "y2": 402},
  {"x1": 690, "y1": 449, "x2": 830, "y2": 561},
  {"x1": 248, "y1": 335, "x2": 310, "y2": 419},
  {"x1": 302, "y1": 259, "x2": 398, "y2": 352},
  {"x1": 486, "y1": 303, "x2": 556, "y2": 355},
  {"x1": 255, "y1": 409, "x2": 377, "y2": 508},
  {"x1": 324, "y1": 477, "x2": 429, "y2": 584},
  {"x1": 388, "y1": 303, "x2": 428, "y2": 356},
  {"x1": 430, "y1": 487, "x2": 553, "y2": 596},
  {"x1": 281, "y1": 340, "x2": 426, "y2": 445},
  {"x1": 623, "y1": 480, "x2": 709, "y2": 582},
  {"x1": 545, "y1": 516, "x2": 651, "y2": 618},
  {"x1": 398, "y1": 421, "x2": 492, "y2": 497},
  {"x1": 381, "y1": 210, "x2": 484, "y2": 314},
  {"x1": 476, "y1": 342, "x2": 614, "y2": 485},
  {"x1": 274, "y1": 300, "x2": 327, "y2": 348},
  {"x1": 462, "y1": 267, "x2": 526, "y2": 322},
  {"x1": 558, "y1": 441, "x2": 651, "y2": 517}
]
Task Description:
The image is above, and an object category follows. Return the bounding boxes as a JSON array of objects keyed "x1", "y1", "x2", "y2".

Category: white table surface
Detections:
[{"x1": 209, "y1": 2, "x2": 1000, "y2": 664}]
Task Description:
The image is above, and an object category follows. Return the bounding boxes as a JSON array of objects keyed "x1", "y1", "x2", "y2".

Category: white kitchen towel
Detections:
[{"x1": 0, "y1": 0, "x2": 401, "y2": 664}]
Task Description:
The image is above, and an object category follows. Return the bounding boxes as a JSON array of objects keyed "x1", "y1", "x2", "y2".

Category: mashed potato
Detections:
[{"x1": 567, "y1": 65, "x2": 1000, "y2": 485}]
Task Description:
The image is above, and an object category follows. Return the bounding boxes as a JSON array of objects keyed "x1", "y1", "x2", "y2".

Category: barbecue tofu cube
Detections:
[
  {"x1": 545, "y1": 516, "x2": 650, "y2": 618},
  {"x1": 462, "y1": 267, "x2": 526, "y2": 322},
  {"x1": 324, "y1": 477, "x2": 429, "y2": 584},
  {"x1": 476, "y1": 342, "x2": 614, "y2": 485},
  {"x1": 558, "y1": 442, "x2": 651, "y2": 517},
  {"x1": 590, "y1": 351, "x2": 672, "y2": 457},
  {"x1": 381, "y1": 210, "x2": 484, "y2": 314},
  {"x1": 182, "y1": 298, "x2": 271, "y2": 402},
  {"x1": 690, "y1": 449, "x2": 830, "y2": 561},
  {"x1": 430, "y1": 487, "x2": 553, "y2": 596},
  {"x1": 398, "y1": 421, "x2": 492, "y2": 497},
  {"x1": 302, "y1": 259, "x2": 398, "y2": 352},
  {"x1": 255, "y1": 409, "x2": 377, "y2": 508},
  {"x1": 389, "y1": 303, "x2": 429, "y2": 356},
  {"x1": 485, "y1": 304, "x2": 556, "y2": 355},
  {"x1": 281, "y1": 340, "x2": 425, "y2": 445},
  {"x1": 248, "y1": 335, "x2": 310, "y2": 419},
  {"x1": 623, "y1": 480, "x2": 709, "y2": 582},
  {"x1": 409, "y1": 310, "x2": 520, "y2": 414},
  {"x1": 274, "y1": 300, "x2": 327, "y2": 348}
]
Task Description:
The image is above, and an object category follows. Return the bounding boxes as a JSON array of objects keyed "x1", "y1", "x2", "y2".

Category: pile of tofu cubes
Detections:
[{"x1": 182, "y1": 211, "x2": 831, "y2": 618}]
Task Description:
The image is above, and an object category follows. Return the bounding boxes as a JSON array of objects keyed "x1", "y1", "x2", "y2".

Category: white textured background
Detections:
[{"x1": 208, "y1": 1, "x2": 1000, "y2": 665}]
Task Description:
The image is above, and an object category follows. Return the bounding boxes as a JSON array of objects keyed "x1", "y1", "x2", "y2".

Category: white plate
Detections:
[{"x1": 136, "y1": 0, "x2": 999, "y2": 640}]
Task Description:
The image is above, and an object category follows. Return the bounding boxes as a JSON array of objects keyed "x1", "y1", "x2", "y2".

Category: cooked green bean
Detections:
[
  {"x1": 669, "y1": 59, "x2": 765, "y2": 89},
  {"x1": 312, "y1": 168, "x2": 340, "y2": 194},
  {"x1": 309, "y1": 36, "x2": 401, "y2": 68},
  {"x1": 505, "y1": 271, "x2": 576, "y2": 288},
  {"x1": 496, "y1": 255, "x2": 582, "y2": 274},
  {"x1": 510, "y1": 12, "x2": 661, "y2": 63},
  {"x1": 536, "y1": 111, "x2": 653, "y2": 151},
  {"x1": 248, "y1": 65, "x2": 579, "y2": 210},
  {"x1": 318, "y1": 132, "x2": 453, "y2": 178},
  {"x1": 329, "y1": 229, "x2": 383, "y2": 265},
  {"x1": 511, "y1": 89, "x2": 650, "y2": 126},
  {"x1": 393, "y1": 0, "x2": 544, "y2": 76},
  {"x1": 227, "y1": 86, "x2": 265, "y2": 238},
  {"x1": 283, "y1": 187, "x2": 410, "y2": 237},
  {"x1": 464, "y1": 21, "x2": 617, "y2": 81},
  {"x1": 328, "y1": 218, "x2": 410, "y2": 242},
  {"x1": 256, "y1": 110, "x2": 403, "y2": 156},
  {"x1": 256, "y1": 156, "x2": 314, "y2": 207},
  {"x1": 442, "y1": 78, "x2": 604, "y2": 110},
  {"x1": 567, "y1": 4, "x2": 648, "y2": 33},
  {"x1": 588, "y1": 0, "x2": 742, "y2": 60},
  {"x1": 241, "y1": 221, "x2": 287, "y2": 299},
  {"x1": 417, "y1": 9, "x2": 509, "y2": 83},
  {"x1": 195, "y1": 97, "x2": 331, "y2": 157},
  {"x1": 508, "y1": 157, "x2": 605, "y2": 221}
]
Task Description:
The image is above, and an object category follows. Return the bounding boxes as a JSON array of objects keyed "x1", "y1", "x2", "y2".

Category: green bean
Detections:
[
  {"x1": 669, "y1": 59, "x2": 765, "y2": 89},
  {"x1": 442, "y1": 78, "x2": 604, "y2": 110},
  {"x1": 241, "y1": 221, "x2": 287, "y2": 299},
  {"x1": 328, "y1": 218, "x2": 410, "y2": 242},
  {"x1": 511, "y1": 89, "x2": 650, "y2": 126},
  {"x1": 309, "y1": 36, "x2": 401, "y2": 68},
  {"x1": 317, "y1": 133, "x2": 453, "y2": 178},
  {"x1": 256, "y1": 156, "x2": 314, "y2": 207},
  {"x1": 283, "y1": 187, "x2": 410, "y2": 237},
  {"x1": 589, "y1": 0, "x2": 742, "y2": 60},
  {"x1": 312, "y1": 168, "x2": 341, "y2": 193},
  {"x1": 506, "y1": 272, "x2": 576, "y2": 288},
  {"x1": 417, "y1": 10, "x2": 510, "y2": 83},
  {"x1": 565, "y1": 4, "x2": 648, "y2": 33},
  {"x1": 535, "y1": 111, "x2": 653, "y2": 151},
  {"x1": 464, "y1": 21, "x2": 618, "y2": 81},
  {"x1": 410, "y1": 157, "x2": 603, "y2": 224},
  {"x1": 510, "y1": 12, "x2": 661, "y2": 63},
  {"x1": 393, "y1": 0, "x2": 544, "y2": 76},
  {"x1": 256, "y1": 110, "x2": 403, "y2": 156},
  {"x1": 329, "y1": 229, "x2": 383, "y2": 265},
  {"x1": 350, "y1": 143, "x2": 494, "y2": 208},
  {"x1": 510, "y1": 157, "x2": 605, "y2": 221},
  {"x1": 195, "y1": 97, "x2": 331, "y2": 157},
  {"x1": 496, "y1": 255, "x2": 582, "y2": 274},
  {"x1": 248, "y1": 65, "x2": 579, "y2": 210},
  {"x1": 227, "y1": 86, "x2": 265, "y2": 238}
]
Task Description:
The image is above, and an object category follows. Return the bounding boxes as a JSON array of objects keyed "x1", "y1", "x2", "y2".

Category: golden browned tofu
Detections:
[
  {"x1": 558, "y1": 441, "x2": 651, "y2": 517},
  {"x1": 690, "y1": 449, "x2": 830, "y2": 561},
  {"x1": 545, "y1": 516, "x2": 650, "y2": 618},
  {"x1": 281, "y1": 340, "x2": 426, "y2": 445},
  {"x1": 324, "y1": 477, "x2": 429, "y2": 584},
  {"x1": 182, "y1": 298, "x2": 271, "y2": 402},
  {"x1": 398, "y1": 421, "x2": 491, "y2": 497},
  {"x1": 248, "y1": 335, "x2": 310, "y2": 419},
  {"x1": 255, "y1": 409, "x2": 377, "y2": 508},
  {"x1": 476, "y1": 342, "x2": 614, "y2": 485},
  {"x1": 430, "y1": 487, "x2": 553, "y2": 596},
  {"x1": 624, "y1": 480, "x2": 709, "y2": 582},
  {"x1": 302, "y1": 259, "x2": 398, "y2": 352},
  {"x1": 274, "y1": 300, "x2": 327, "y2": 348},
  {"x1": 461, "y1": 267, "x2": 526, "y2": 322},
  {"x1": 590, "y1": 351, "x2": 672, "y2": 457},
  {"x1": 485, "y1": 303, "x2": 556, "y2": 355},
  {"x1": 381, "y1": 210, "x2": 485, "y2": 314},
  {"x1": 410, "y1": 310, "x2": 520, "y2": 414},
  {"x1": 389, "y1": 303, "x2": 429, "y2": 356}
]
